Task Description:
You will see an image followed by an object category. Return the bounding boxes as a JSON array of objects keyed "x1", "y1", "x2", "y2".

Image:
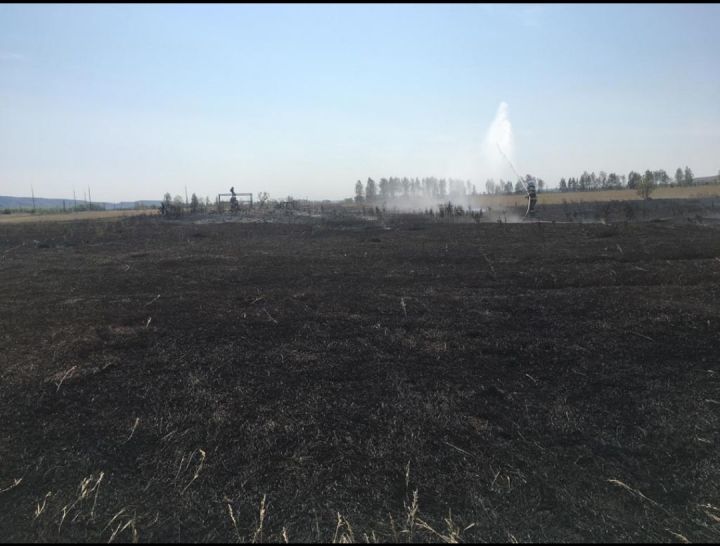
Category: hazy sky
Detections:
[{"x1": 1, "y1": 4, "x2": 719, "y2": 202}]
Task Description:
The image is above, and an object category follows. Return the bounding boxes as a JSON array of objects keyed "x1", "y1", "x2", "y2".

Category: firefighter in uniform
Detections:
[{"x1": 526, "y1": 178, "x2": 537, "y2": 217}]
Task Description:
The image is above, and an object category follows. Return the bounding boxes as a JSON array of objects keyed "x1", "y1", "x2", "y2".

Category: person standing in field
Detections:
[
  {"x1": 229, "y1": 186, "x2": 239, "y2": 212},
  {"x1": 526, "y1": 178, "x2": 537, "y2": 216}
]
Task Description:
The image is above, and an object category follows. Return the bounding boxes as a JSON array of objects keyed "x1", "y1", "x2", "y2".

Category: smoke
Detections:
[
  {"x1": 359, "y1": 102, "x2": 522, "y2": 215},
  {"x1": 481, "y1": 101, "x2": 516, "y2": 181}
]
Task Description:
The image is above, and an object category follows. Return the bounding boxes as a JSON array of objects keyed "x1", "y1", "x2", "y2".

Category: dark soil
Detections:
[{"x1": 1, "y1": 210, "x2": 719, "y2": 542}]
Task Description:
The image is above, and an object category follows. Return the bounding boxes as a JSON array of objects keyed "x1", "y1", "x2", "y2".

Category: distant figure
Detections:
[
  {"x1": 160, "y1": 202, "x2": 166, "y2": 216},
  {"x1": 229, "y1": 186, "x2": 239, "y2": 212},
  {"x1": 526, "y1": 179, "x2": 537, "y2": 217}
]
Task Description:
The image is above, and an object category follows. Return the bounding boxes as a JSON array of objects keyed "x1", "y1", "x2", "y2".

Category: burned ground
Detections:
[{"x1": 1, "y1": 211, "x2": 719, "y2": 542}]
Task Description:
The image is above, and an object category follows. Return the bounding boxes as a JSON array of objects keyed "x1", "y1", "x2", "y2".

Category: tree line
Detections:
[
  {"x1": 159, "y1": 191, "x2": 280, "y2": 216},
  {"x1": 162, "y1": 192, "x2": 211, "y2": 214},
  {"x1": 557, "y1": 167, "x2": 696, "y2": 193},
  {"x1": 353, "y1": 166, "x2": 716, "y2": 202},
  {"x1": 353, "y1": 176, "x2": 545, "y2": 203}
]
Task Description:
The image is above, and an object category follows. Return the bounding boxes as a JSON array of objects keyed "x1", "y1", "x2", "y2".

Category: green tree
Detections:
[
  {"x1": 598, "y1": 171, "x2": 608, "y2": 189},
  {"x1": 675, "y1": 167, "x2": 684, "y2": 186},
  {"x1": 579, "y1": 172, "x2": 591, "y2": 191},
  {"x1": 190, "y1": 193, "x2": 199, "y2": 213},
  {"x1": 589, "y1": 172, "x2": 598, "y2": 190},
  {"x1": 637, "y1": 170, "x2": 656, "y2": 199},
  {"x1": 485, "y1": 179, "x2": 496, "y2": 195},
  {"x1": 627, "y1": 171, "x2": 641, "y2": 190},
  {"x1": 653, "y1": 169, "x2": 669, "y2": 186},
  {"x1": 607, "y1": 173, "x2": 620, "y2": 189},
  {"x1": 684, "y1": 166, "x2": 694, "y2": 186},
  {"x1": 378, "y1": 178, "x2": 389, "y2": 201},
  {"x1": 354, "y1": 180, "x2": 364, "y2": 203},
  {"x1": 365, "y1": 178, "x2": 377, "y2": 203},
  {"x1": 559, "y1": 178, "x2": 568, "y2": 192},
  {"x1": 163, "y1": 193, "x2": 172, "y2": 207}
]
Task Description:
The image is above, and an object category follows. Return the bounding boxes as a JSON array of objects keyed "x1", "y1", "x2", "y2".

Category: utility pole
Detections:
[
  {"x1": 88, "y1": 186, "x2": 92, "y2": 209},
  {"x1": 73, "y1": 188, "x2": 77, "y2": 211},
  {"x1": 185, "y1": 185, "x2": 189, "y2": 206},
  {"x1": 31, "y1": 185, "x2": 36, "y2": 212}
]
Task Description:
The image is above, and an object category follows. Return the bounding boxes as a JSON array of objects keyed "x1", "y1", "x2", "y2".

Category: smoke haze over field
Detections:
[{"x1": 0, "y1": 4, "x2": 718, "y2": 202}]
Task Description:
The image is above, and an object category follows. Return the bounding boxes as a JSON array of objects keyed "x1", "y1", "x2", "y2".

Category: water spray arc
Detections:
[{"x1": 496, "y1": 144, "x2": 527, "y2": 192}]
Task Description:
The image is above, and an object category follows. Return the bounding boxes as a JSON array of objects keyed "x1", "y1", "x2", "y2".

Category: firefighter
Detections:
[{"x1": 526, "y1": 178, "x2": 537, "y2": 217}]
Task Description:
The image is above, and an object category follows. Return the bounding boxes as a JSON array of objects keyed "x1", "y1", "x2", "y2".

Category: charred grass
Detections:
[{"x1": 0, "y1": 214, "x2": 719, "y2": 542}]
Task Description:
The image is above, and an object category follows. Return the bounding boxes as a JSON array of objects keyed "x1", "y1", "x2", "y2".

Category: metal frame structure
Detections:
[{"x1": 217, "y1": 192, "x2": 253, "y2": 211}]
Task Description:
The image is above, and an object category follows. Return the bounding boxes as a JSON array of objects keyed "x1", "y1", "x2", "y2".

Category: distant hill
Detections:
[{"x1": 0, "y1": 196, "x2": 162, "y2": 210}]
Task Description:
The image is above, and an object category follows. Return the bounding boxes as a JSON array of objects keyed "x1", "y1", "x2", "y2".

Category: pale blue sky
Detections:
[{"x1": 1, "y1": 3, "x2": 718, "y2": 202}]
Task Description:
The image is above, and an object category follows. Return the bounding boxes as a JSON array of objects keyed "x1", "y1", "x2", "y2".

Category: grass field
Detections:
[{"x1": 0, "y1": 209, "x2": 158, "y2": 224}]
